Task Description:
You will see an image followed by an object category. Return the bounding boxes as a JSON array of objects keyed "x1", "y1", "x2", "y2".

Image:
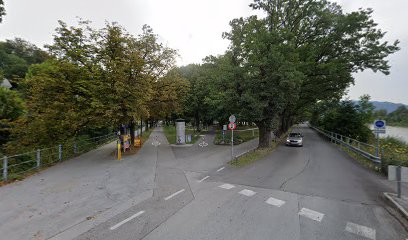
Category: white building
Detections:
[{"x1": 1, "y1": 78, "x2": 12, "y2": 89}]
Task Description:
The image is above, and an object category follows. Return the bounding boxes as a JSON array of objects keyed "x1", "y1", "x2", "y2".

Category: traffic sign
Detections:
[
  {"x1": 228, "y1": 122, "x2": 236, "y2": 130},
  {"x1": 374, "y1": 120, "x2": 386, "y2": 134},
  {"x1": 229, "y1": 115, "x2": 236, "y2": 123},
  {"x1": 374, "y1": 120, "x2": 386, "y2": 129}
]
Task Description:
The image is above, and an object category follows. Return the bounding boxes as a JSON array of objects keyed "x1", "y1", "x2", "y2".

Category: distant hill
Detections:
[
  {"x1": 370, "y1": 101, "x2": 408, "y2": 113},
  {"x1": 352, "y1": 100, "x2": 408, "y2": 113}
]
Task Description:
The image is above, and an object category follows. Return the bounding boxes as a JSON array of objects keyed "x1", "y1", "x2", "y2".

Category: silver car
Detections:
[{"x1": 286, "y1": 132, "x2": 303, "y2": 147}]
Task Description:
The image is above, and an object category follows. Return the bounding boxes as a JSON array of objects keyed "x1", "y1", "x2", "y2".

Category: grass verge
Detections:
[{"x1": 214, "y1": 127, "x2": 259, "y2": 145}]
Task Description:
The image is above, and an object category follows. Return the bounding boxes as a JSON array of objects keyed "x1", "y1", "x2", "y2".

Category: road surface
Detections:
[{"x1": 0, "y1": 125, "x2": 406, "y2": 239}]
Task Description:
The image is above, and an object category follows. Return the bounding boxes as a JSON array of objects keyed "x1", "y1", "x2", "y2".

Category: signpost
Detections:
[
  {"x1": 388, "y1": 165, "x2": 408, "y2": 198},
  {"x1": 373, "y1": 120, "x2": 386, "y2": 158},
  {"x1": 228, "y1": 115, "x2": 237, "y2": 160}
]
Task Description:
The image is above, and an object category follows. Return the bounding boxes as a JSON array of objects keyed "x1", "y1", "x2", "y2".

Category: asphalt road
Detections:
[
  {"x1": 1, "y1": 125, "x2": 406, "y2": 239},
  {"x1": 74, "y1": 125, "x2": 406, "y2": 240}
]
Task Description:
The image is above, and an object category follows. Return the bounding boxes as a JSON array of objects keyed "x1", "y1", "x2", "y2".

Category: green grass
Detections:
[
  {"x1": 162, "y1": 125, "x2": 201, "y2": 144},
  {"x1": 214, "y1": 127, "x2": 259, "y2": 145}
]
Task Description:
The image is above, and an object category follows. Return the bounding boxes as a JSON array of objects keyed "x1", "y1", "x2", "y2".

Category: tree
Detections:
[
  {"x1": 0, "y1": 0, "x2": 5, "y2": 23},
  {"x1": 0, "y1": 87, "x2": 25, "y2": 148},
  {"x1": 0, "y1": 38, "x2": 49, "y2": 87},
  {"x1": 222, "y1": 0, "x2": 399, "y2": 148}
]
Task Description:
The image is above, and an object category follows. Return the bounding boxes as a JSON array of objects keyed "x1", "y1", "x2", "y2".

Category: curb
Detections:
[{"x1": 383, "y1": 192, "x2": 408, "y2": 220}]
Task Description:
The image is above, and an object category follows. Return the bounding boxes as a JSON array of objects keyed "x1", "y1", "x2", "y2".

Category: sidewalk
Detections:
[{"x1": 0, "y1": 129, "x2": 160, "y2": 240}]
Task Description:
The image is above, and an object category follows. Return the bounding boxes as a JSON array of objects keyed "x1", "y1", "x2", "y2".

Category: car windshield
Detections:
[{"x1": 289, "y1": 133, "x2": 302, "y2": 138}]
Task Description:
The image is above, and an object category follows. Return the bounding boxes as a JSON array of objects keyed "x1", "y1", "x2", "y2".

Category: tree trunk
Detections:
[
  {"x1": 145, "y1": 119, "x2": 149, "y2": 130},
  {"x1": 140, "y1": 119, "x2": 143, "y2": 137},
  {"x1": 129, "y1": 120, "x2": 136, "y2": 145},
  {"x1": 195, "y1": 110, "x2": 201, "y2": 132},
  {"x1": 256, "y1": 120, "x2": 273, "y2": 148}
]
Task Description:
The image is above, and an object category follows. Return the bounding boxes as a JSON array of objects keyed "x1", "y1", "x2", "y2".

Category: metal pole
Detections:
[
  {"x1": 58, "y1": 144, "x2": 62, "y2": 161},
  {"x1": 231, "y1": 129, "x2": 234, "y2": 160},
  {"x1": 376, "y1": 132, "x2": 380, "y2": 158},
  {"x1": 2, "y1": 156, "x2": 8, "y2": 181},
  {"x1": 74, "y1": 142, "x2": 78, "y2": 154},
  {"x1": 397, "y1": 166, "x2": 402, "y2": 198},
  {"x1": 36, "y1": 149, "x2": 41, "y2": 169}
]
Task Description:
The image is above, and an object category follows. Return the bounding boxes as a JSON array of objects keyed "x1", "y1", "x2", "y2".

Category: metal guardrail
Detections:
[
  {"x1": 0, "y1": 133, "x2": 117, "y2": 182},
  {"x1": 309, "y1": 125, "x2": 381, "y2": 164}
]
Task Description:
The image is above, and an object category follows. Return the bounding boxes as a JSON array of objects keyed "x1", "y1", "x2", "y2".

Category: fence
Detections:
[
  {"x1": 0, "y1": 133, "x2": 117, "y2": 182},
  {"x1": 309, "y1": 125, "x2": 381, "y2": 164}
]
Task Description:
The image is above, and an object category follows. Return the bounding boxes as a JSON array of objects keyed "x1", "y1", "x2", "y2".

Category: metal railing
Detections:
[
  {"x1": 0, "y1": 133, "x2": 117, "y2": 182},
  {"x1": 309, "y1": 125, "x2": 381, "y2": 164}
]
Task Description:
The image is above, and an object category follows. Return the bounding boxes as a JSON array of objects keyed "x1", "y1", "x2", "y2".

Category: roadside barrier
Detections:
[
  {"x1": 309, "y1": 125, "x2": 381, "y2": 164},
  {"x1": 0, "y1": 133, "x2": 117, "y2": 182}
]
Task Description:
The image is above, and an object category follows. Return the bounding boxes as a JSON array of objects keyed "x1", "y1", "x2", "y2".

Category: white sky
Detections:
[{"x1": 1, "y1": 0, "x2": 407, "y2": 104}]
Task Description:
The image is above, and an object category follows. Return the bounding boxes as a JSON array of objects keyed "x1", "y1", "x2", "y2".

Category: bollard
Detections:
[
  {"x1": 2, "y1": 156, "x2": 7, "y2": 181},
  {"x1": 117, "y1": 142, "x2": 122, "y2": 160},
  {"x1": 252, "y1": 129, "x2": 255, "y2": 137},
  {"x1": 36, "y1": 149, "x2": 41, "y2": 169},
  {"x1": 58, "y1": 144, "x2": 62, "y2": 161},
  {"x1": 74, "y1": 142, "x2": 78, "y2": 154},
  {"x1": 397, "y1": 166, "x2": 402, "y2": 198}
]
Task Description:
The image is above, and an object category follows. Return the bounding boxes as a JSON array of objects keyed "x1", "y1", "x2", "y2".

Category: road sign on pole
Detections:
[
  {"x1": 228, "y1": 122, "x2": 236, "y2": 130},
  {"x1": 229, "y1": 115, "x2": 236, "y2": 123},
  {"x1": 373, "y1": 120, "x2": 386, "y2": 157}
]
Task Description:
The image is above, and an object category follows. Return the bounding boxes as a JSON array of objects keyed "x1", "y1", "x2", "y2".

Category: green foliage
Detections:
[
  {"x1": 312, "y1": 98, "x2": 373, "y2": 142},
  {"x1": 0, "y1": 0, "x2": 5, "y2": 23},
  {"x1": 0, "y1": 87, "x2": 25, "y2": 148},
  {"x1": 386, "y1": 106, "x2": 408, "y2": 127},
  {"x1": 0, "y1": 38, "x2": 49, "y2": 87},
  {"x1": 218, "y1": 0, "x2": 399, "y2": 147}
]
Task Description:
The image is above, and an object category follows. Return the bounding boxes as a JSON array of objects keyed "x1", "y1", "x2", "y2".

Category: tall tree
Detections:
[
  {"x1": 223, "y1": 0, "x2": 399, "y2": 148},
  {"x1": 0, "y1": 0, "x2": 5, "y2": 23}
]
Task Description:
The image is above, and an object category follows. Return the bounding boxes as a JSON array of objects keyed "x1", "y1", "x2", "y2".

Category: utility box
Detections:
[{"x1": 176, "y1": 119, "x2": 186, "y2": 145}]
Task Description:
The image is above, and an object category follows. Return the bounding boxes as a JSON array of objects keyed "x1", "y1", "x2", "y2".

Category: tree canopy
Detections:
[
  {"x1": 217, "y1": 0, "x2": 399, "y2": 147},
  {"x1": 0, "y1": 0, "x2": 5, "y2": 23}
]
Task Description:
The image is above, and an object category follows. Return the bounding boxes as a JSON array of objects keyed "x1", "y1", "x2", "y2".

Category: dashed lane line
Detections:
[
  {"x1": 216, "y1": 167, "x2": 225, "y2": 172},
  {"x1": 198, "y1": 176, "x2": 210, "y2": 183},
  {"x1": 164, "y1": 189, "x2": 185, "y2": 201},
  {"x1": 298, "y1": 208, "x2": 324, "y2": 222},
  {"x1": 239, "y1": 189, "x2": 257, "y2": 197},
  {"x1": 219, "y1": 184, "x2": 235, "y2": 189},
  {"x1": 110, "y1": 211, "x2": 145, "y2": 230},
  {"x1": 345, "y1": 222, "x2": 376, "y2": 240},
  {"x1": 265, "y1": 197, "x2": 286, "y2": 207}
]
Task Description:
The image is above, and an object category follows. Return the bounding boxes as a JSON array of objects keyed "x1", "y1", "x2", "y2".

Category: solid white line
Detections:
[
  {"x1": 345, "y1": 222, "x2": 376, "y2": 240},
  {"x1": 110, "y1": 211, "x2": 144, "y2": 230},
  {"x1": 298, "y1": 208, "x2": 324, "y2": 222},
  {"x1": 219, "y1": 184, "x2": 235, "y2": 189},
  {"x1": 164, "y1": 189, "x2": 185, "y2": 200},
  {"x1": 216, "y1": 167, "x2": 225, "y2": 172},
  {"x1": 198, "y1": 176, "x2": 210, "y2": 183},
  {"x1": 265, "y1": 197, "x2": 286, "y2": 207},
  {"x1": 239, "y1": 189, "x2": 256, "y2": 197}
]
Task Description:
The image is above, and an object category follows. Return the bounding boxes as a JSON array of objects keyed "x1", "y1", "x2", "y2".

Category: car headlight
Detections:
[{"x1": 286, "y1": 139, "x2": 290, "y2": 142}]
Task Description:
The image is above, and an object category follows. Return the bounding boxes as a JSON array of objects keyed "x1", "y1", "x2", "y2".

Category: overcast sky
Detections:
[{"x1": 1, "y1": 0, "x2": 407, "y2": 104}]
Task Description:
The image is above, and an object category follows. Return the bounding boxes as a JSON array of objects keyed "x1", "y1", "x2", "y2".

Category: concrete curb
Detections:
[{"x1": 383, "y1": 192, "x2": 408, "y2": 220}]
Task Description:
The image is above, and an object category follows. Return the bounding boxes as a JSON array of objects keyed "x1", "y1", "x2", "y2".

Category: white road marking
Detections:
[
  {"x1": 345, "y1": 222, "x2": 376, "y2": 240},
  {"x1": 164, "y1": 189, "x2": 185, "y2": 201},
  {"x1": 198, "y1": 176, "x2": 210, "y2": 183},
  {"x1": 265, "y1": 197, "x2": 286, "y2": 207},
  {"x1": 219, "y1": 184, "x2": 235, "y2": 189},
  {"x1": 216, "y1": 167, "x2": 225, "y2": 172},
  {"x1": 110, "y1": 211, "x2": 144, "y2": 230},
  {"x1": 239, "y1": 189, "x2": 256, "y2": 197},
  {"x1": 298, "y1": 208, "x2": 324, "y2": 222}
]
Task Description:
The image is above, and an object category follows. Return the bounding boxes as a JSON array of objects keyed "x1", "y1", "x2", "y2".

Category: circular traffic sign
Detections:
[
  {"x1": 228, "y1": 122, "x2": 236, "y2": 130},
  {"x1": 374, "y1": 120, "x2": 385, "y2": 128},
  {"x1": 229, "y1": 115, "x2": 236, "y2": 123}
]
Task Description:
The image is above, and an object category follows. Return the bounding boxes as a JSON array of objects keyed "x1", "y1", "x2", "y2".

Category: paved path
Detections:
[{"x1": 1, "y1": 125, "x2": 407, "y2": 239}]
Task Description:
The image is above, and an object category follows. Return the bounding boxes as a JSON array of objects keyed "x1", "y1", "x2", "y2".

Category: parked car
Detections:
[{"x1": 286, "y1": 132, "x2": 303, "y2": 147}]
